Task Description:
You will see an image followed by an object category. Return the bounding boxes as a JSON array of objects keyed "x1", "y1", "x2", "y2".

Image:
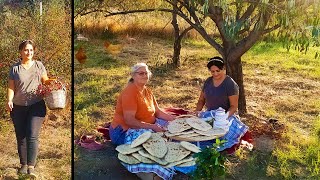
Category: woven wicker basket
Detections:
[{"x1": 45, "y1": 89, "x2": 66, "y2": 110}]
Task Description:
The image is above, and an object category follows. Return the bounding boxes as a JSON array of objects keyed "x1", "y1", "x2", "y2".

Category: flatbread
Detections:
[
  {"x1": 176, "y1": 160, "x2": 196, "y2": 167},
  {"x1": 174, "y1": 133, "x2": 199, "y2": 138},
  {"x1": 165, "y1": 156, "x2": 194, "y2": 168},
  {"x1": 142, "y1": 133, "x2": 167, "y2": 158},
  {"x1": 186, "y1": 117, "x2": 212, "y2": 131},
  {"x1": 131, "y1": 153, "x2": 154, "y2": 164},
  {"x1": 164, "y1": 129, "x2": 195, "y2": 137},
  {"x1": 176, "y1": 114, "x2": 197, "y2": 118},
  {"x1": 182, "y1": 135, "x2": 218, "y2": 142},
  {"x1": 130, "y1": 131, "x2": 152, "y2": 148},
  {"x1": 193, "y1": 127, "x2": 226, "y2": 137},
  {"x1": 156, "y1": 132, "x2": 164, "y2": 137},
  {"x1": 116, "y1": 144, "x2": 143, "y2": 154},
  {"x1": 118, "y1": 153, "x2": 140, "y2": 164},
  {"x1": 138, "y1": 149, "x2": 168, "y2": 165},
  {"x1": 180, "y1": 141, "x2": 201, "y2": 153},
  {"x1": 170, "y1": 134, "x2": 219, "y2": 142},
  {"x1": 167, "y1": 119, "x2": 192, "y2": 134},
  {"x1": 164, "y1": 142, "x2": 191, "y2": 163}
]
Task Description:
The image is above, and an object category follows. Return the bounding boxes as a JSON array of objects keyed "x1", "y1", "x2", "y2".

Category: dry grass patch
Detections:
[{"x1": 0, "y1": 108, "x2": 71, "y2": 179}]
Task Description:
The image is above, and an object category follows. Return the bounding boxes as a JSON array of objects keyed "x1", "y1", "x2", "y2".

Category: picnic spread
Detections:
[
  {"x1": 115, "y1": 114, "x2": 236, "y2": 180},
  {"x1": 75, "y1": 108, "x2": 251, "y2": 180},
  {"x1": 116, "y1": 132, "x2": 199, "y2": 167}
]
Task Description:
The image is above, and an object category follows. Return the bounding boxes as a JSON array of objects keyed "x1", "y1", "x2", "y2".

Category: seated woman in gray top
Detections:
[
  {"x1": 196, "y1": 56, "x2": 239, "y2": 117},
  {"x1": 6, "y1": 40, "x2": 49, "y2": 178},
  {"x1": 195, "y1": 56, "x2": 248, "y2": 151}
]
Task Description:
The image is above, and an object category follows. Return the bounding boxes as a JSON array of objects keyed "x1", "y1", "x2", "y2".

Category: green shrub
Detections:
[
  {"x1": 0, "y1": 0, "x2": 70, "y2": 115},
  {"x1": 192, "y1": 139, "x2": 227, "y2": 179}
]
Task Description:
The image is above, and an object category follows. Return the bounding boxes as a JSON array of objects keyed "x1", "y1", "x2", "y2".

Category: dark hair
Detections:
[
  {"x1": 207, "y1": 56, "x2": 224, "y2": 70},
  {"x1": 19, "y1": 40, "x2": 35, "y2": 51}
]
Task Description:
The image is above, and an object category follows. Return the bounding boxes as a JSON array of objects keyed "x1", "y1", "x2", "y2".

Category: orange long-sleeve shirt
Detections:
[{"x1": 111, "y1": 82, "x2": 156, "y2": 130}]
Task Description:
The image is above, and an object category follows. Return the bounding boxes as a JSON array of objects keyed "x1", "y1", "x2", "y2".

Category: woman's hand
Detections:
[
  {"x1": 167, "y1": 114, "x2": 176, "y2": 121},
  {"x1": 194, "y1": 111, "x2": 202, "y2": 117},
  {"x1": 6, "y1": 101, "x2": 13, "y2": 112},
  {"x1": 150, "y1": 124, "x2": 165, "y2": 132}
]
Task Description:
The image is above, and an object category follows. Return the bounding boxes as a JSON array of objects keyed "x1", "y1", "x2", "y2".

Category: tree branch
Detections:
[
  {"x1": 230, "y1": 10, "x2": 272, "y2": 62},
  {"x1": 173, "y1": 7, "x2": 223, "y2": 54},
  {"x1": 180, "y1": 26, "x2": 193, "y2": 37},
  {"x1": 238, "y1": 4, "x2": 257, "y2": 23},
  {"x1": 207, "y1": 5, "x2": 231, "y2": 48},
  {"x1": 78, "y1": 9, "x2": 108, "y2": 17},
  {"x1": 263, "y1": 24, "x2": 280, "y2": 34},
  {"x1": 103, "y1": 8, "x2": 173, "y2": 17},
  {"x1": 74, "y1": 0, "x2": 98, "y2": 18}
]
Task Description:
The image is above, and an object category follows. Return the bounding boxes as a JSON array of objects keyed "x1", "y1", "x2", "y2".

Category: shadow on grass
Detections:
[
  {"x1": 74, "y1": 142, "x2": 140, "y2": 180},
  {"x1": 149, "y1": 63, "x2": 179, "y2": 87},
  {"x1": 227, "y1": 150, "x2": 282, "y2": 180}
]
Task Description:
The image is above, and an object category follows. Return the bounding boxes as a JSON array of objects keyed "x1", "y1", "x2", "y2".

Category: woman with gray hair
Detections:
[{"x1": 109, "y1": 62, "x2": 175, "y2": 145}]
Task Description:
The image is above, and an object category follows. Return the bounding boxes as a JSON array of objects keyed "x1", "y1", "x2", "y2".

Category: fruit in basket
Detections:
[{"x1": 36, "y1": 78, "x2": 67, "y2": 109}]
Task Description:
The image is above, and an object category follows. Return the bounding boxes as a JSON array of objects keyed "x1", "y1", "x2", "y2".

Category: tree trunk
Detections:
[
  {"x1": 171, "y1": 0, "x2": 181, "y2": 67},
  {"x1": 225, "y1": 57, "x2": 247, "y2": 115},
  {"x1": 172, "y1": 38, "x2": 182, "y2": 67}
]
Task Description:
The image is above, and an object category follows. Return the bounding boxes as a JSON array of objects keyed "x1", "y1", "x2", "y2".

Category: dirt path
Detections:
[
  {"x1": 74, "y1": 142, "x2": 139, "y2": 180},
  {"x1": 0, "y1": 111, "x2": 71, "y2": 180},
  {"x1": 74, "y1": 141, "x2": 190, "y2": 180}
]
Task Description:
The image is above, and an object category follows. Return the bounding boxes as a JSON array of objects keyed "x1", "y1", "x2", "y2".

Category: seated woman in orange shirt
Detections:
[{"x1": 109, "y1": 63, "x2": 175, "y2": 145}]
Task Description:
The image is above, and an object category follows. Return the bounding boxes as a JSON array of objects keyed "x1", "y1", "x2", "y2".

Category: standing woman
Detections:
[{"x1": 6, "y1": 40, "x2": 49, "y2": 178}]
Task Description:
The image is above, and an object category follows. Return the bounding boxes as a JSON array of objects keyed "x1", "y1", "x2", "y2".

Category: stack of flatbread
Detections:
[
  {"x1": 116, "y1": 131, "x2": 200, "y2": 167},
  {"x1": 165, "y1": 116, "x2": 227, "y2": 141}
]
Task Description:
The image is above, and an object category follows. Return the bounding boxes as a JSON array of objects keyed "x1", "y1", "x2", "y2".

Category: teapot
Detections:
[{"x1": 214, "y1": 107, "x2": 231, "y2": 130}]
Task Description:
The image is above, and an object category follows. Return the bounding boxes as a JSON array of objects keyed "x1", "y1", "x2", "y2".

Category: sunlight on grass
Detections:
[
  {"x1": 0, "y1": 121, "x2": 11, "y2": 134},
  {"x1": 245, "y1": 42, "x2": 320, "y2": 79},
  {"x1": 264, "y1": 107, "x2": 277, "y2": 117},
  {"x1": 274, "y1": 117, "x2": 320, "y2": 179},
  {"x1": 74, "y1": 109, "x2": 96, "y2": 137},
  {"x1": 74, "y1": 26, "x2": 320, "y2": 179}
]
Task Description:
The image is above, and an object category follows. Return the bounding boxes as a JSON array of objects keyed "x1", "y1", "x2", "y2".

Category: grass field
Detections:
[{"x1": 74, "y1": 31, "x2": 319, "y2": 179}]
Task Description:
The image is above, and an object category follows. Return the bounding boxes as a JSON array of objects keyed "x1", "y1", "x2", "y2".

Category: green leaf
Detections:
[
  {"x1": 312, "y1": 27, "x2": 319, "y2": 37},
  {"x1": 215, "y1": 157, "x2": 219, "y2": 165}
]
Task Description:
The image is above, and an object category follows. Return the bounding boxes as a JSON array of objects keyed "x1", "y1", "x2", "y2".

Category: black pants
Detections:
[{"x1": 10, "y1": 100, "x2": 46, "y2": 166}]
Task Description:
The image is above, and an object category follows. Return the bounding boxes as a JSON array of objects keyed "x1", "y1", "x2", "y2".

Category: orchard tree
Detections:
[
  {"x1": 164, "y1": 0, "x2": 320, "y2": 114},
  {"x1": 74, "y1": 0, "x2": 319, "y2": 114}
]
